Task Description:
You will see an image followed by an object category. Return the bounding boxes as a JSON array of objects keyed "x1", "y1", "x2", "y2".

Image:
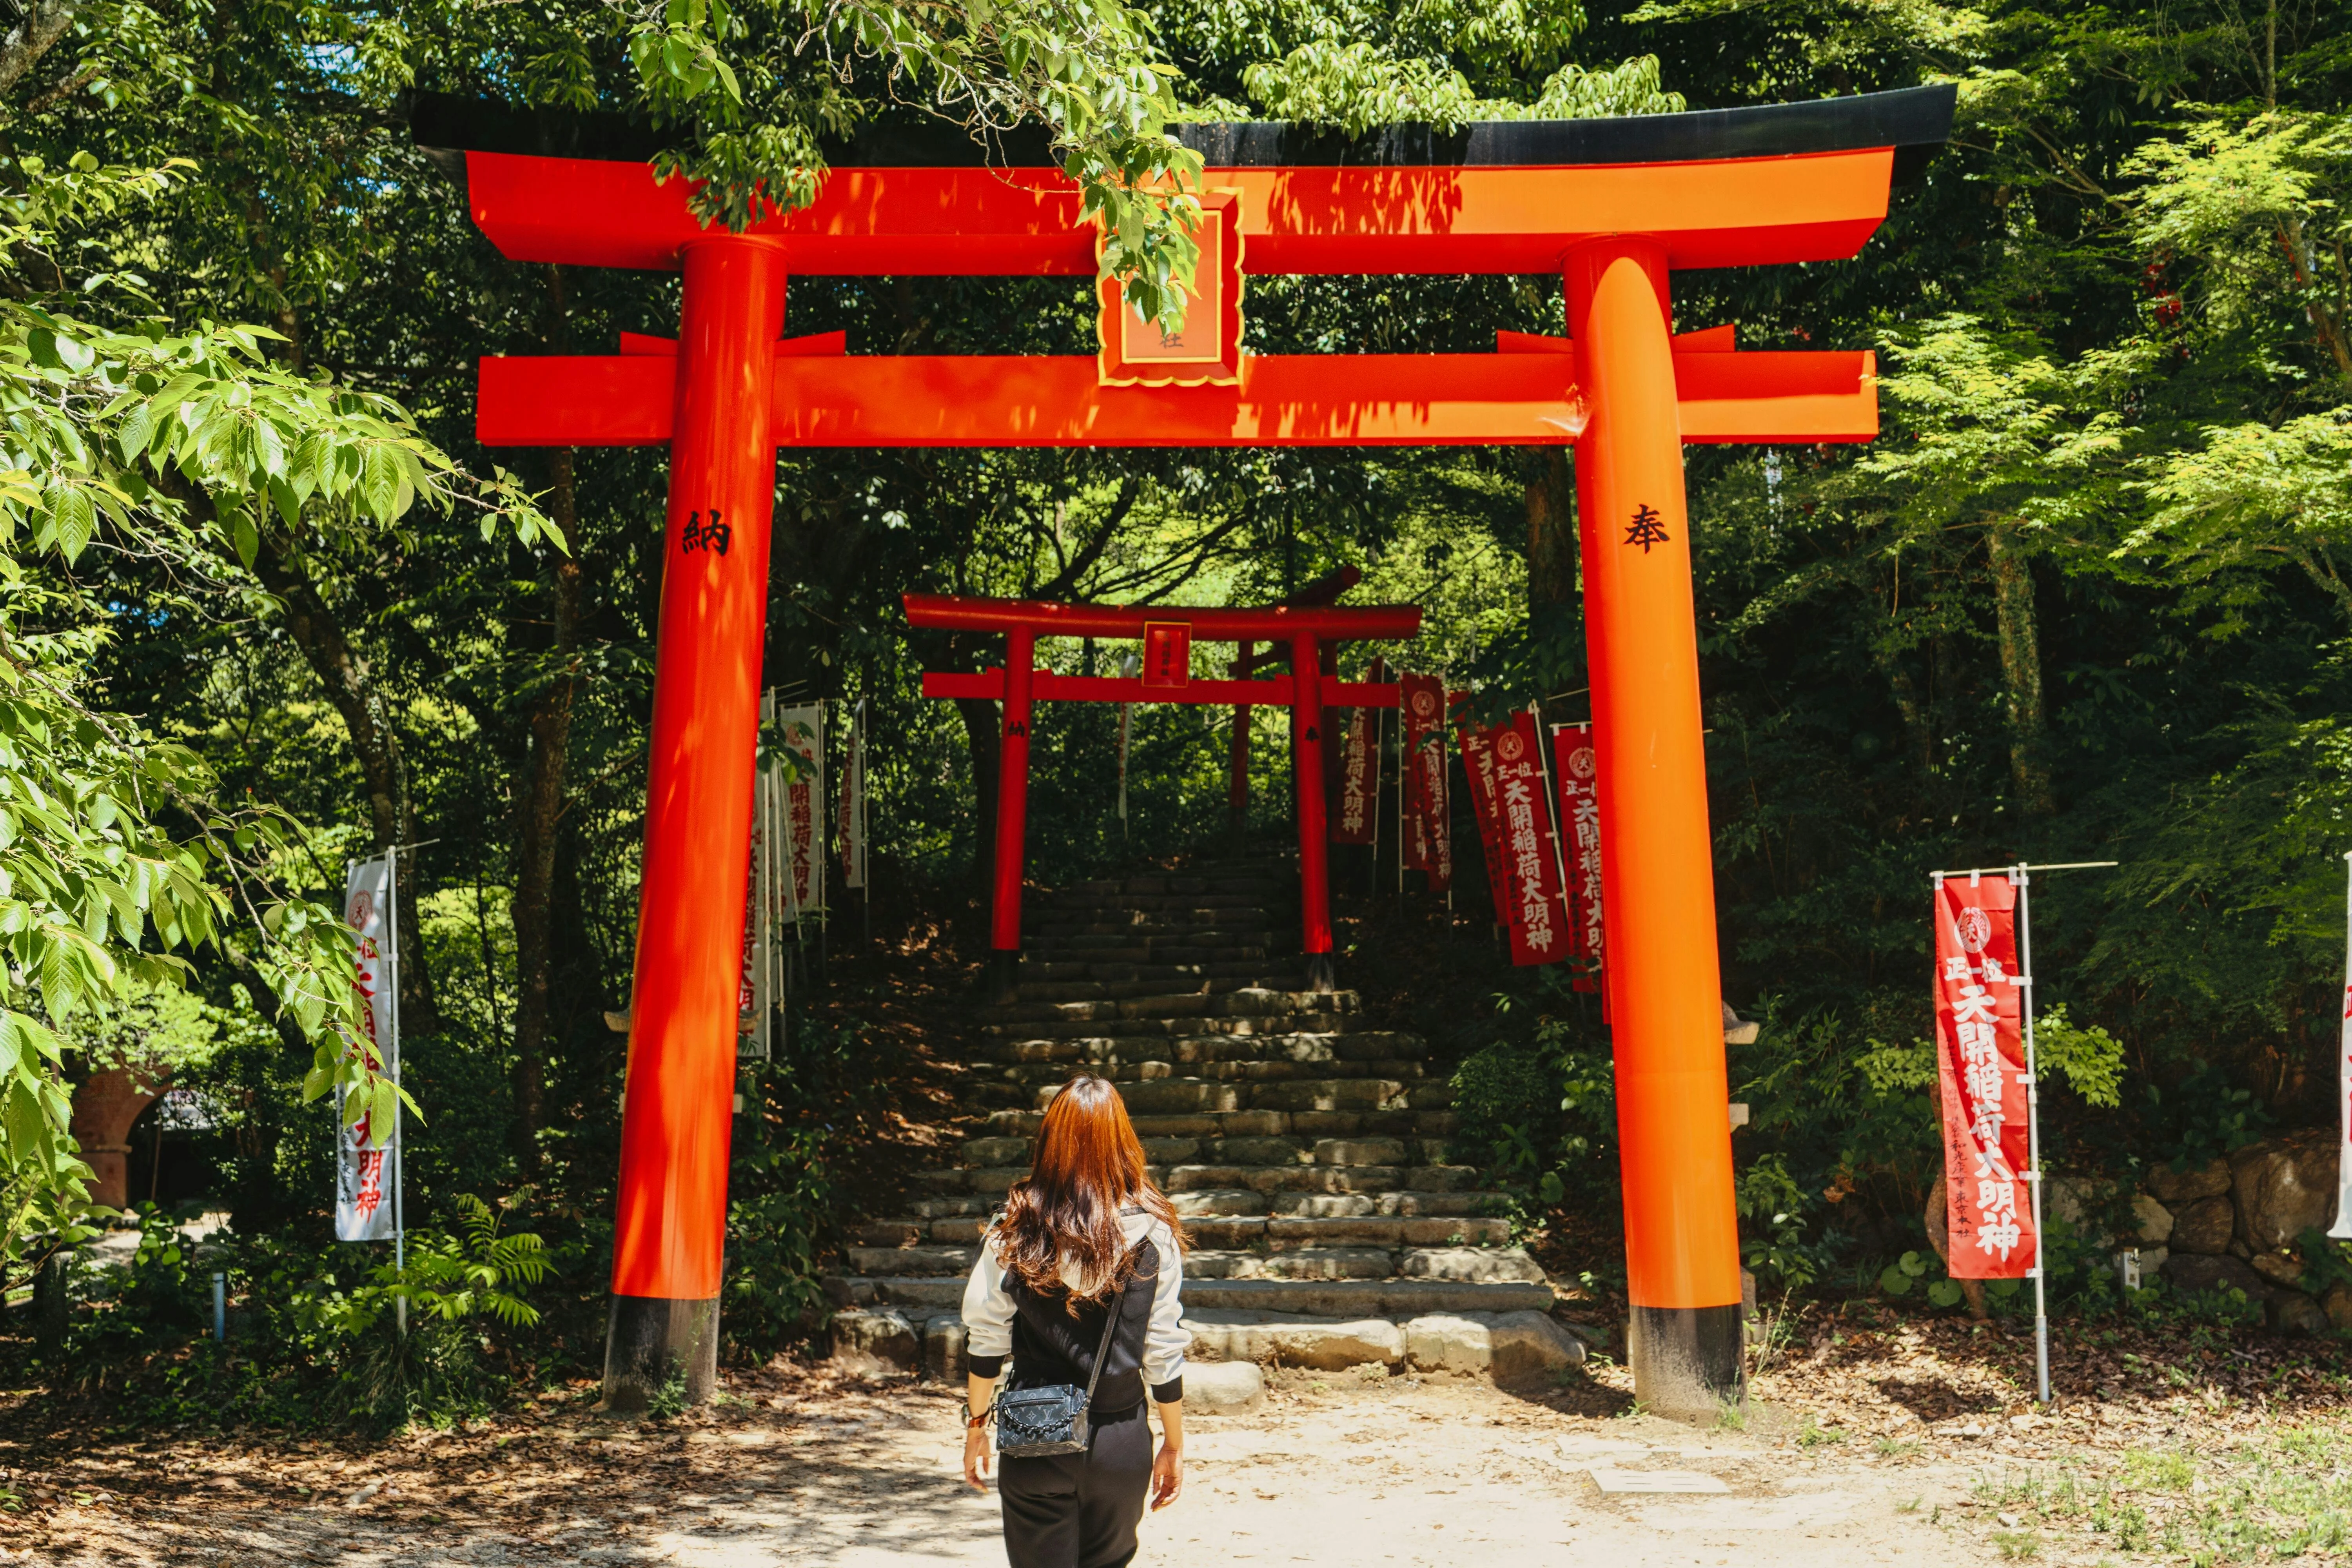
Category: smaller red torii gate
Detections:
[{"x1": 906, "y1": 593, "x2": 1422, "y2": 998}]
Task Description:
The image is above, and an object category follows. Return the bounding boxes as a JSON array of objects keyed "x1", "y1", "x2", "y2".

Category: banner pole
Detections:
[
  {"x1": 388, "y1": 843, "x2": 406, "y2": 1340},
  {"x1": 2332, "y1": 850, "x2": 2352, "y2": 1241},
  {"x1": 2013, "y1": 862, "x2": 2047, "y2": 1403}
]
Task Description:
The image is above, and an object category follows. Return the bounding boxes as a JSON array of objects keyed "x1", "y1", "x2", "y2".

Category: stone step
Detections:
[
  {"x1": 971, "y1": 1030, "x2": 1430, "y2": 1068},
  {"x1": 1028, "y1": 935, "x2": 1272, "y2": 958},
  {"x1": 848, "y1": 1244, "x2": 978, "y2": 1276},
  {"x1": 1030, "y1": 914, "x2": 1281, "y2": 937},
  {"x1": 978, "y1": 1108, "x2": 1458, "y2": 1142},
  {"x1": 933, "y1": 1155, "x2": 1470, "y2": 1194},
  {"x1": 1032, "y1": 891, "x2": 1276, "y2": 912},
  {"x1": 1180, "y1": 1307, "x2": 1584, "y2": 1378},
  {"x1": 824, "y1": 1274, "x2": 1555, "y2": 1318},
  {"x1": 1040, "y1": 876, "x2": 1286, "y2": 898},
  {"x1": 832, "y1": 1299, "x2": 1581, "y2": 1385},
  {"x1": 1170, "y1": 1189, "x2": 1506, "y2": 1219},
  {"x1": 981, "y1": 988, "x2": 1360, "y2": 1027},
  {"x1": 854, "y1": 1182, "x2": 1509, "y2": 1248},
  {"x1": 1019, "y1": 960, "x2": 1276, "y2": 984},
  {"x1": 980, "y1": 1010, "x2": 1361, "y2": 1040},
  {"x1": 958, "y1": 1131, "x2": 1455, "y2": 1167},
  {"x1": 1182, "y1": 1246, "x2": 1542, "y2": 1282},
  {"x1": 1038, "y1": 1076, "x2": 1446, "y2": 1116},
  {"x1": 1009, "y1": 974, "x2": 1305, "y2": 1004},
  {"x1": 1182, "y1": 1216, "x2": 1515, "y2": 1249},
  {"x1": 984, "y1": 1058, "x2": 1427, "y2": 1091}
]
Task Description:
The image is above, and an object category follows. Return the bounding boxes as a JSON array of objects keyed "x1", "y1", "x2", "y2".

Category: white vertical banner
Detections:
[
  {"x1": 336, "y1": 856, "x2": 399, "y2": 1243},
  {"x1": 2332, "y1": 851, "x2": 2352, "y2": 1240},
  {"x1": 1117, "y1": 649, "x2": 1139, "y2": 826},
  {"x1": 840, "y1": 699, "x2": 868, "y2": 890},
  {"x1": 742, "y1": 694, "x2": 776, "y2": 1061},
  {"x1": 774, "y1": 702, "x2": 826, "y2": 922}
]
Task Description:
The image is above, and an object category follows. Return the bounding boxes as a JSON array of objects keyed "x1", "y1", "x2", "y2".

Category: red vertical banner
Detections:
[
  {"x1": 1332, "y1": 665, "x2": 1379, "y2": 846},
  {"x1": 1398, "y1": 674, "x2": 1450, "y2": 891},
  {"x1": 1456, "y1": 713, "x2": 1512, "y2": 927},
  {"x1": 1492, "y1": 712, "x2": 1573, "y2": 965},
  {"x1": 1933, "y1": 875, "x2": 2036, "y2": 1279},
  {"x1": 1551, "y1": 722, "x2": 1604, "y2": 992}
]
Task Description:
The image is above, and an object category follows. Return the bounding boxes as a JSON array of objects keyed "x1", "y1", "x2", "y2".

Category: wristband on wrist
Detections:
[{"x1": 963, "y1": 1401, "x2": 992, "y2": 1430}]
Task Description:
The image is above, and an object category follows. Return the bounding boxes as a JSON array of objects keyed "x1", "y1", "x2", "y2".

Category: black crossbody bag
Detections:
[{"x1": 991, "y1": 1265, "x2": 1133, "y2": 1459}]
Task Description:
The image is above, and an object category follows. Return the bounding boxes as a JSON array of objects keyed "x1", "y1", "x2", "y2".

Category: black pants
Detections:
[{"x1": 998, "y1": 1400, "x2": 1151, "y2": 1568}]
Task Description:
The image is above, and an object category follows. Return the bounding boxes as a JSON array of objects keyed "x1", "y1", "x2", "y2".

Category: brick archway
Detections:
[{"x1": 70, "y1": 1064, "x2": 169, "y2": 1210}]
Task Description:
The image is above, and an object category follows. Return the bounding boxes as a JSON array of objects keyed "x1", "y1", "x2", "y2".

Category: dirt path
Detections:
[
  {"x1": 10, "y1": 1310, "x2": 2352, "y2": 1568},
  {"x1": 0, "y1": 1368, "x2": 2020, "y2": 1568}
]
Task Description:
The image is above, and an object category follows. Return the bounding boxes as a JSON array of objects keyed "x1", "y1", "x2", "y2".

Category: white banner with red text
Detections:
[{"x1": 335, "y1": 856, "x2": 399, "y2": 1244}]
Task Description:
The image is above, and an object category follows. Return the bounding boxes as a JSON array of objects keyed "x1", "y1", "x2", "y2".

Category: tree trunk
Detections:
[
  {"x1": 508, "y1": 448, "x2": 582, "y2": 1173},
  {"x1": 1985, "y1": 521, "x2": 2056, "y2": 817},
  {"x1": 1526, "y1": 449, "x2": 1576, "y2": 606},
  {"x1": 0, "y1": 0, "x2": 79, "y2": 99},
  {"x1": 250, "y1": 534, "x2": 441, "y2": 1032},
  {"x1": 506, "y1": 264, "x2": 584, "y2": 1172},
  {"x1": 1866, "y1": 581, "x2": 1934, "y2": 778}
]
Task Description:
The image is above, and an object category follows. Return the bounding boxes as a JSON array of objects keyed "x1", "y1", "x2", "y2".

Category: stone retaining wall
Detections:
[{"x1": 1936, "y1": 1128, "x2": 2350, "y2": 1334}]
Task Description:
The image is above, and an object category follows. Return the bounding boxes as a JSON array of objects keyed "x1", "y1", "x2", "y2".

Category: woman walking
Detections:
[{"x1": 961, "y1": 1074, "x2": 1189, "y2": 1567}]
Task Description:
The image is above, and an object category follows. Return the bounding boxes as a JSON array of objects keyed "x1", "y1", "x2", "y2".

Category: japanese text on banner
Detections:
[
  {"x1": 1397, "y1": 673, "x2": 1450, "y2": 891},
  {"x1": 774, "y1": 704, "x2": 826, "y2": 920},
  {"x1": 1491, "y1": 712, "x2": 1572, "y2": 966},
  {"x1": 1550, "y1": 723, "x2": 1604, "y2": 993},
  {"x1": 1332, "y1": 662, "x2": 1381, "y2": 846},
  {"x1": 1456, "y1": 716, "x2": 1512, "y2": 928},
  {"x1": 1933, "y1": 876, "x2": 2037, "y2": 1278},
  {"x1": 335, "y1": 857, "x2": 399, "y2": 1244}
]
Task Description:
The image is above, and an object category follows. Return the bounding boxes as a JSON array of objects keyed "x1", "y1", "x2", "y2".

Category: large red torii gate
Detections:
[{"x1": 417, "y1": 83, "x2": 1954, "y2": 1424}]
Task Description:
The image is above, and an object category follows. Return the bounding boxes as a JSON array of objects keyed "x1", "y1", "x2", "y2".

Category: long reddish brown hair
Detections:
[{"x1": 995, "y1": 1074, "x2": 1186, "y2": 1306}]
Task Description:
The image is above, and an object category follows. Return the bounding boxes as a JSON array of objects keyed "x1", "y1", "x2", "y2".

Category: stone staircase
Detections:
[{"x1": 824, "y1": 863, "x2": 1588, "y2": 1392}]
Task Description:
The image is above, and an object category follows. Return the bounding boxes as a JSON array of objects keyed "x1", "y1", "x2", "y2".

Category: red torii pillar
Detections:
[
  {"x1": 603, "y1": 236, "x2": 786, "y2": 1406},
  {"x1": 1570, "y1": 239, "x2": 1744, "y2": 1412}
]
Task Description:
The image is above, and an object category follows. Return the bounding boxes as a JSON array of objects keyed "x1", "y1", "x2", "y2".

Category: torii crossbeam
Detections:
[{"x1": 416, "y1": 83, "x2": 1954, "y2": 1425}]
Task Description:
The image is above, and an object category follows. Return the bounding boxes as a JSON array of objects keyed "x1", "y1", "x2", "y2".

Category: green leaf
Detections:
[
  {"x1": 1877, "y1": 1264, "x2": 1914, "y2": 1297},
  {"x1": 225, "y1": 502, "x2": 258, "y2": 570}
]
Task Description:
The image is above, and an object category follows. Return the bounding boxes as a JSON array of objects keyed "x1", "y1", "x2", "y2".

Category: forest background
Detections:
[{"x1": 3, "y1": 0, "x2": 2350, "y2": 1427}]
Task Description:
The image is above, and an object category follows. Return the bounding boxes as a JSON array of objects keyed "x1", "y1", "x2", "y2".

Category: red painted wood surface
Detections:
[
  {"x1": 991, "y1": 629, "x2": 1037, "y2": 954},
  {"x1": 610, "y1": 238, "x2": 786, "y2": 1304},
  {"x1": 477, "y1": 349, "x2": 1875, "y2": 448},
  {"x1": 920, "y1": 670, "x2": 1403, "y2": 708},
  {"x1": 463, "y1": 148, "x2": 1896, "y2": 275},
  {"x1": 1568, "y1": 238, "x2": 1741, "y2": 1315},
  {"x1": 903, "y1": 595, "x2": 1422, "y2": 641}
]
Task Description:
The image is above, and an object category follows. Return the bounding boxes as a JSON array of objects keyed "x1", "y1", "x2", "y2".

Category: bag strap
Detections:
[{"x1": 1077, "y1": 1241, "x2": 1142, "y2": 1413}]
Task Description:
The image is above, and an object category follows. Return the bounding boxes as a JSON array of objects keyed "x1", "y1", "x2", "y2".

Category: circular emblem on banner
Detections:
[
  {"x1": 1497, "y1": 732, "x2": 1525, "y2": 762},
  {"x1": 1411, "y1": 690, "x2": 1437, "y2": 719},
  {"x1": 1568, "y1": 746, "x2": 1596, "y2": 780},
  {"x1": 1956, "y1": 906, "x2": 1993, "y2": 954},
  {"x1": 347, "y1": 889, "x2": 374, "y2": 929}
]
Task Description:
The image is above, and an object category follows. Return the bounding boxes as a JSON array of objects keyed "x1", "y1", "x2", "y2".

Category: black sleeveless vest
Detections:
[{"x1": 1004, "y1": 1228, "x2": 1162, "y2": 1414}]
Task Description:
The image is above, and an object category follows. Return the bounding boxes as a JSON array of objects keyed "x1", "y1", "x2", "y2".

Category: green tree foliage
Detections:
[{"x1": 10, "y1": 0, "x2": 2352, "y2": 1400}]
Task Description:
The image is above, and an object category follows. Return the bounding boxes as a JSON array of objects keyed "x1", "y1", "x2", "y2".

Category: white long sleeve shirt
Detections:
[{"x1": 961, "y1": 1207, "x2": 1188, "y2": 1401}]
